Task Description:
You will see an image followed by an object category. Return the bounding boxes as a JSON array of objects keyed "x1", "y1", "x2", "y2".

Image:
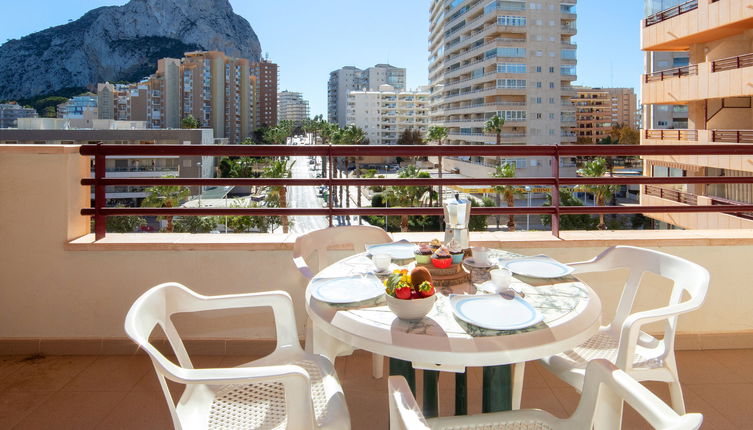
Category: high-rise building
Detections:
[
  {"x1": 57, "y1": 95, "x2": 98, "y2": 119},
  {"x1": 641, "y1": 0, "x2": 753, "y2": 229},
  {"x1": 250, "y1": 59, "x2": 279, "y2": 128},
  {"x1": 277, "y1": 91, "x2": 310, "y2": 126},
  {"x1": 645, "y1": 52, "x2": 689, "y2": 130},
  {"x1": 346, "y1": 84, "x2": 430, "y2": 146},
  {"x1": 572, "y1": 87, "x2": 638, "y2": 144},
  {"x1": 328, "y1": 64, "x2": 407, "y2": 127},
  {"x1": 428, "y1": 0, "x2": 578, "y2": 179},
  {"x1": 0, "y1": 103, "x2": 38, "y2": 128}
]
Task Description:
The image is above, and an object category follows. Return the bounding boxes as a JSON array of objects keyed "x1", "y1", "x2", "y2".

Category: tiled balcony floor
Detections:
[{"x1": 1, "y1": 349, "x2": 751, "y2": 429}]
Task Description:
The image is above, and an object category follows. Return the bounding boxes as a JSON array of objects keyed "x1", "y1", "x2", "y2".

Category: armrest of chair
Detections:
[
  {"x1": 616, "y1": 302, "x2": 699, "y2": 369},
  {"x1": 293, "y1": 256, "x2": 315, "y2": 280},
  {"x1": 190, "y1": 290, "x2": 301, "y2": 349},
  {"x1": 388, "y1": 376, "x2": 432, "y2": 430}
]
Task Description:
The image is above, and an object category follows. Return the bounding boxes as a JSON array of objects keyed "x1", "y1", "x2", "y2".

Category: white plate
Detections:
[
  {"x1": 450, "y1": 294, "x2": 543, "y2": 330},
  {"x1": 310, "y1": 274, "x2": 385, "y2": 304},
  {"x1": 500, "y1": 257, "x2": 574, "y2": 278},
  {"x1": 366, "y1": 239, "x2": 419, "y2": 260}
]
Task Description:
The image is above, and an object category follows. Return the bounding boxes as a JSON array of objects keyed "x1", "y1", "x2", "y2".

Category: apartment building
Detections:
[
  {"x1": 57, "y1": 95, "x2": 98, "y2": 119},
  {"x1": 646, "y1": 51, "x2": 690, "y2": 129},
  {"x1": 346, "y1": 84, "x2": 430, "y2": 145},
  {"x1": 328, "y1": 64, "x2": 407, "y2": 127},
  {"x1": 97, "y1": 52, "x2": 255, "y2": 144},
  {"x1": 0, "y1": 103, "x2": 38, "y2": 128},
  {"x1": 428, "y1": 0, "x2": 578, "y2": 180},
  {"x1": 641, "y1": 0, "x2": 753, "y2": 229},
  {"x1": 278, "y1": 90, "x2": 310, "y2": 126},
  {"x1": 250, "y1": 59, "x2": 279, "y2": 128},
  {"x1": 572, "y1": 87, "x2": 638, "y2": 144}
]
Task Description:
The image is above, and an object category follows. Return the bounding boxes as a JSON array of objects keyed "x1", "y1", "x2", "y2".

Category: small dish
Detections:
[
  {"x1": 450, "y1": 294, "x2": 542, "y2": 330},
  {"x1": 462, "y1": 257, "x2": 495, "y2": 269}
]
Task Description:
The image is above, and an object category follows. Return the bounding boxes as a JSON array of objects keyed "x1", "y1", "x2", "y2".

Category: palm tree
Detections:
[
  {"x1": 577, "y1": 157, "x2": 618, "y2": 230},
  {"x1": 383, "y1": 166, "x2": 426, "y2": 232},
  {"x1": 597, "y1": 135, "x2": 619, "y2": 176},
  {"x1": 262, "y1": 158, "x2": 295, "y2": 233},
  {"x1": 141, "y1": 176, "x2": 191, "y2": 232},
  {"x1": 484, "y1": 114, "x2": 505, "y2": 166},
  {"x1": 343, "y1": 125, "x2": 367, "y2": 212},
  {"x1": 491, "y1": 163, "x2": 522, "y2": 231},
  {"x1": 427, "y1": 126, "x2": 448, "y2": 204}
]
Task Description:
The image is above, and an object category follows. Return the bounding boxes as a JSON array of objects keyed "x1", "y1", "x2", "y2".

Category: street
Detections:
[{"x1": 286, "y1": 155, "x2": 329, "y2": 234}]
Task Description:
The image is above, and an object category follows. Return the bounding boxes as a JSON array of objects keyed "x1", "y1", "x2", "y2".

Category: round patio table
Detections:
[{"x1": 305, "y1": 249, "x2": 602, "y2": 417}]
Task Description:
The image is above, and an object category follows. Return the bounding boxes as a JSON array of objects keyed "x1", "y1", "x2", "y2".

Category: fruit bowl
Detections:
[
  {"x1": 385, "y1": 294, "x2": 437, "y2": 321},
  {"x1": 431, "y1": 257, "x2": 453, "y2": 269}
]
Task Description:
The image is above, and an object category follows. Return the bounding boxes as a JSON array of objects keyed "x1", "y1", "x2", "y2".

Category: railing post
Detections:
[
  {"x1": 94, "y1": 143, "x2": 106, "y2": 240},
  {"x1": 327, "y1": 144, "x2": 334, "y2": 227},
  {"x1": 551, "y1": 145, "x2": 560, "y2": 238}
]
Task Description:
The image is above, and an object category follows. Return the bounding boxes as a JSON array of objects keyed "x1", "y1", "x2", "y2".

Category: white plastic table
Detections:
[{"x1": 305, "y1": 249, "x2": 602, "y2": 416}]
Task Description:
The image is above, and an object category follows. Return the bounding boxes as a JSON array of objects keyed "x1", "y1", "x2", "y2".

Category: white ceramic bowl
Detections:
[{"x1": 385, "y1": 293, "x2": 437, "y2": 321}]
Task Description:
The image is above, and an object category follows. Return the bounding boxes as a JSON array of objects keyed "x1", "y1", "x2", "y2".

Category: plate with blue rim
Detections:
[
  {"x1": 310, "y1": 274, "x2": 385, "y2": 304},
  {"x1": 365, "y1": 239, "x2": 419, "y2": 260},
  {"x1": 450, "y1": 294, "x2": 543, "y2": 330},
  {"x1": 498, "y1": 256, "x2": 574, "y2": 278}
]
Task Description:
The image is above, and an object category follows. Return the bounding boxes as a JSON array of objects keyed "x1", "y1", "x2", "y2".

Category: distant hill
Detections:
[{"x1": 0, "y1": 0, "x2": 262, "y2": 100}]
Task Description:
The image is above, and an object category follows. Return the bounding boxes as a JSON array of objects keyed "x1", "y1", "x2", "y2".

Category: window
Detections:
[
  {"x1": 672, "y1": 57, "x2": 690, "y2": 67},
  {"x1": 498, "y1": 110, "x2": 526, "y2": 121},
  {"x1": 535, "y1": 50, "x2": 543, "y2": 56},
  {"x1": 549, "y1": 67, "x2": 555, "y2": 73},
  {"x1": 561, "y1": 65, "x2": 577, "y2": 75},
  {"x1": 535, "y1": 97, "x2": 542, "y2": 103},
  {"x1": 536, "y1": 66, "x2": 542, "y2": 72},
  {"x1": 535, "y1": 113, "x2": 542, "y2": 119},
  {"x1": 536, "y1": 82, "x2": 542, "y2": 88},
  {"x1": 497, "y1": 63, "x2": 527, "y2": 73},
  {"x1": 497, "y1": 79, "x2": 526, "y2": 88},
  {"x1": 498, "y1": 16, "x2": 527, "y2": 26},
  {"x1": 491, "y1": 47, "x2": 527, "y2": 58},
  {"x1": 549, "y1": 97, "x2": 555, "y2": 104},
  {"x1": 561, "y1": 49, "x2": 577, "y2": 60},
  {"x1": 549, "y1": 82, "x2": 555, "y2": 89},
  {"x1": 549, "y1": 113, "x2": 555, "y2": 119}
]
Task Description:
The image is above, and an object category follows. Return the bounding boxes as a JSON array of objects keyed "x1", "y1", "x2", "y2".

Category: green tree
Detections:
[
  {"x1": 342, "y1": 124, "x2": 367, "y2": 209},
  {"x1": 576, "y1": 157, "x2": 619, "y2": 230},
  {"x1": 106, "y1": 206, "x2": 146, "y2": 233},
  {"x1": 383, "y1": 165, "x2": 428, "y2": 232},
  {"x1": 490, "y1": 162, "x2": 522, "y2": 231},
  {"x1": 226, "y1": 200, "x2": 278, "y2": 233},
  {"x1": 140, "y1": 176, "x2": 191, "y2": 232},
  {"x1": 42, "y1": 106, "x2": 57, "y2": 118},
  {"x1": 427, "y1": 125, "x2": 448, "y2": 205},
  {"x1": 181, "y1": 115, "x2": 200, "y2": 129},
  {"x1": 262, "y1": 158, "x2": 295, "y2": 233},
  {"x1": 540, "y1": 188, "x2": 598, "y2": 231},
  {"x1": 484, "y1": 114, "x2": 506, "y2": 166},
  {"x1": 468, "y1": 197, "x2": 492, "y2": 231},
  {"x1": 174, "y1": 216, "x2": 218, "y2": 233}
]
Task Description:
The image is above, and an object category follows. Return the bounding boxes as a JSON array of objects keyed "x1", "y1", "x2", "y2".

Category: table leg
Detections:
[
  {"x1": 454, "y1": 372, "x2": 467, "y2": 416},
  {"x1": 482, "y1": 365, "x2": 512, "y2": 413},
  {"x1": 389, "y1": 358, "x2": 415, "y2": 394},
  {"x1": 422, "y1": 370, "x2": 440, "y2": 418}
]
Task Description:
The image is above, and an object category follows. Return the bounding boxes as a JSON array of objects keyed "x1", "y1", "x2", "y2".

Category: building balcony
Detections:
[
  {"x1": 3, "y1": 143, "x2": 753, "y2": 427},
  {"x1": 642, "y1": 128, "x2": 753, "y2": 172},
  {"x1": 642, "y1": 0, "x2": 753, "y2": 51},
  {"x1": 642, "y1": 55, "x2": 753, "y2": 104},
  {"x1": 642, "y1": 185, "x2": 753, "y2": 229}
]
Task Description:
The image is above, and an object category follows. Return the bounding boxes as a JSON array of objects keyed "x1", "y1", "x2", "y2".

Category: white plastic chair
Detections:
[
  {"x1": 389, "y1": 359, "x2": 703, "y2": 430},
  {"x1": 293, "y1": 225, "x2": 392, "y2": 378},
  {"x1": 125, "y1": 282, "x2": 350, "y2": 430},
  {"x1": 523, "y1": 246, "x2": 709, "y2": 415}
]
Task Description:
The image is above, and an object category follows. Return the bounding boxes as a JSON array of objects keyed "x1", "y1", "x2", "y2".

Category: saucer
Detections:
[{"x1": 463, "y1": 257, "x2": 495, "y2": 269}]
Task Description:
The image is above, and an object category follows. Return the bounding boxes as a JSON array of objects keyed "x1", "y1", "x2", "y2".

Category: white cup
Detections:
[
  {"x1": 489, "y1": 268, "x2": 512, "y2": 293},
  {"x1": 472, "y1": 247, "x2": 491, "y2": 265},
  {"x1": 373, "y1": 253, "x2": 392, "y2": 272}
]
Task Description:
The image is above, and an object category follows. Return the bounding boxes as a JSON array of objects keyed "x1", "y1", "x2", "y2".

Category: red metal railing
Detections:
[
  {"x1": 712, "y1": 53, "x2": 753, "y2": 72},
  {"x1": 79, "y1": 144, "x2": 753, "y2": 240},
  {"x1": 645, "y1": 0, "x2": 698, "y2": 27},
  {"x1": 644, "y1": 185, "x2": 699, "y2": 205},
  {"x1": 644, "y1": 65, "x2": 698, "y2": 83},
  {"x1": 712, "y1": 130, "x2": 753, "y2": 143},
  {"x1": 644, "y1": 129, "x2": 699, "y2": 141}
]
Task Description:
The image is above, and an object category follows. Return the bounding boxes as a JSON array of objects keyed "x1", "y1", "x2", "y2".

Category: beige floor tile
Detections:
[
  {"x1": 344, "y1": 388, "x2": 388, "y2": 430},
  {"x1": 62, "y1": 355, "x2": 152, "y2": 392},
  {"x1": 520, "y1": 361, "x2": 550, "y2": 389},
  {"x1": 703, "y1": 349, "x2": 753, "y2": 383},
  {"x1": 686, "y1": 383, "x2": 753, "y2": 428},
  {"x1": 521, "y1": 387, "x2": 568, "y2": 418},
  {"x1": 0, "y1": 356, "x2": 26, "y2": 381},
  {"x1": 2, "y1": 356, "x2": 96, "y2": 392},
  {"x1": 95, "y1": 389, "x2": 172, "y2": 430},
  {"x1": 675, "y1": 350, "x2": 741, "y2": 385},
  {"x1": 550, "y1": 386, "x2": 580, "y2": 416},
  {"x1": 12, "y1": 390, "x2": 126, "y2": 429},
  {"x1": 0, "y1": 390, "x2": 54, "y2": 428}
]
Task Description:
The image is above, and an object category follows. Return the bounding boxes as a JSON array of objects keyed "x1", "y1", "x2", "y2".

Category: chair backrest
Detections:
[
  {"x1": 292, "y1": 225, "x2": 392, "y2": 279},
  {"x1": 571, "y1": 246, "x2": 709, "y2": 354},
  {"x1": 568, "y1": 359, "x2": 703, "y2": 430},
  {"x1": 388, "y1": 360, "x2": 702, "y2": 430}
]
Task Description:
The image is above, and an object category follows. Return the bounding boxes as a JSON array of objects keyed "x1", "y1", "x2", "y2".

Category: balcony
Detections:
[
  {"x1": 3, "y1": 143, "x2": 753, "y2": 427},
  {"x1": 643, "y1": 0, "x2": 753, "y2": 51},
  {"x1": 642, "y1": 55, "x2": 753, "y2": 104},
  {"x1": 643, "y1": 185, "x2": 753, "y2": 229},
  {"x1": 642, "y1": 129, "x2": 753, "y2": 172}
]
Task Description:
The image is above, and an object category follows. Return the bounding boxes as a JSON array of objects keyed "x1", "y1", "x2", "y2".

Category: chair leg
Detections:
[
  {"x1": 512, "y1": 361, "x2": 525, "y2": 410},
  {"x1": 668, "y1": 380, "x2": 686, "y2": 415},
  {"x1": 372, "y1": 353, "x2": 384, "y2": 379}
]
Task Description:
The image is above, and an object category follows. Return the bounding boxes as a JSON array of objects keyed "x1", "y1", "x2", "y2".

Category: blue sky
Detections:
[{"x1": 0, "y1": 0, "x2": 645, "y2": 116}]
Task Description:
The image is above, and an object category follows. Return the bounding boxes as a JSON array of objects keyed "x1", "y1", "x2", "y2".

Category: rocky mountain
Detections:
[{"x1": 0, "y1": 0, "x2": 261, "y2": 100}]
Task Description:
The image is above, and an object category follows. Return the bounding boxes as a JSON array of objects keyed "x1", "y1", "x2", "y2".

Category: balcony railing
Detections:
[
  {"x1": 644, "y1": 65, "x2": 698, "y2": 82},
  {"x1": 710, "y1": 196, "x2": 753, "y2": 220},
  {"x1": 644, "y1": 185, "x2": 698, "y2": 205},
  {"x1": 80, "y1": 143, "x2": 753, "y2": 241},
  {"x1": 712, "y1": 130, "x2": 753, "y2": 143},
  {"x1": 644, "y1": 0, "x2": 698, "y2": 27},
  {"x1": 712, "y1": 53, "x2": 753, "y2": 72},
  {"x1": 644, "y1": 129, "x2": 699, "y2": 141}
]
